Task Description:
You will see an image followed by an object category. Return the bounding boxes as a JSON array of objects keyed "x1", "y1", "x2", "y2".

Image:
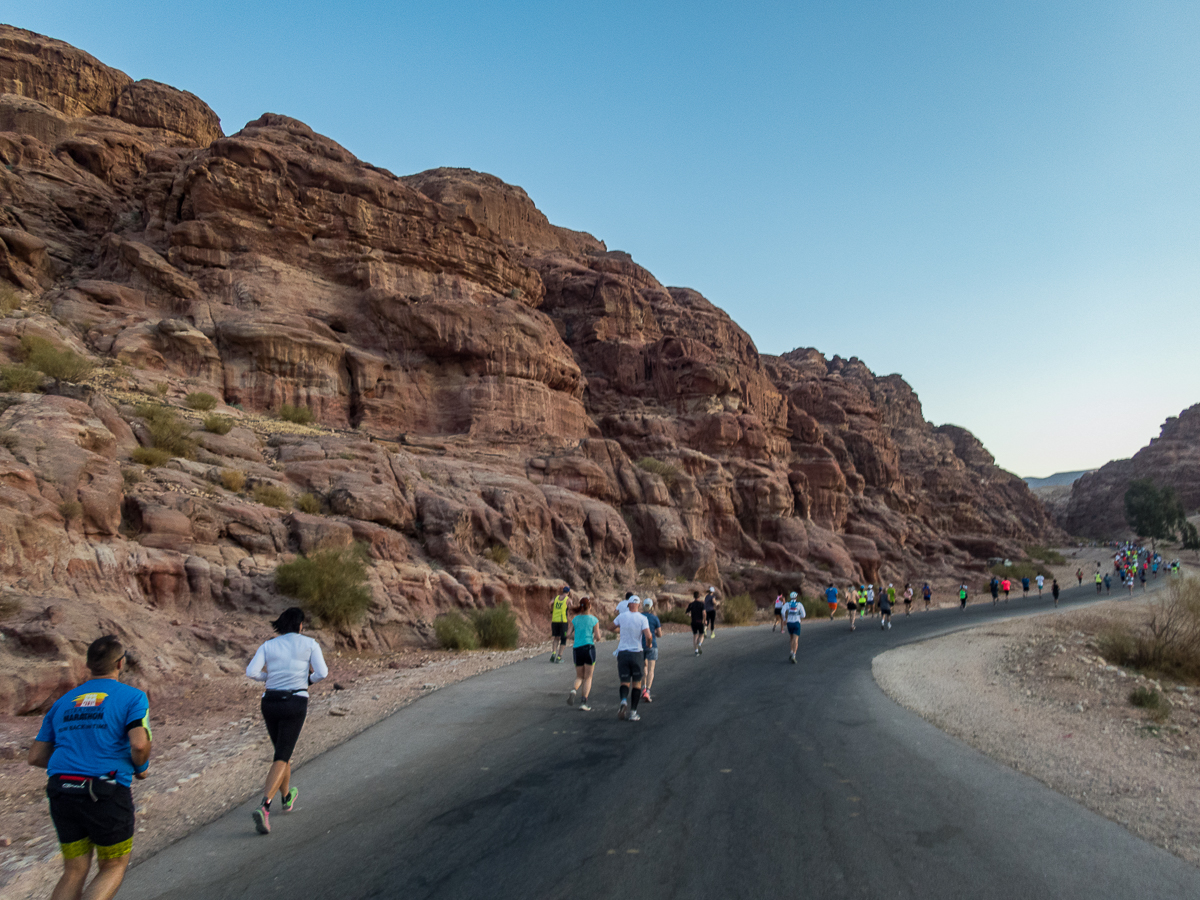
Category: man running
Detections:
[
  {"x1": 549, "y1": 585, "x2": 573, "y2": 663},
  {"x1": 1052, "y1": 579, "x2": 1061, "y2": 607},
  {"x1": 1094, "y1": 571, "x2": 1103, "y2": 595},
  {"x1": 824, "y1": 583, "x2": 838, "y2": 620},
  {"x1": 773, "y1": 590, "x2": 785, "y2": 632},
  {"x1": 865, "y1": 584, "x2": 876, "y2": 618},
  {"x1": 990, "y1": 577, "x2": 1000, "y2": 606},
  {"x1": 1021, "y1": 576, "x2": 1030, "y2": 597},
  {"x1": 704, "y1": 586, "x2": 719, "y2": 639},
  {"x1": 1036, "y1": 573, "x2": 1045, "y2": 596},
  {"x1": 1076, "y1": 568, "x2": 1084, "y2": 587},
  {"x1": 783, "y1": 591, "x2": 805, "y2": 663},
  {"x1": 641, "y1": 597, "x2": 662, "y2": 703},
  {"x1": 958, "y1": 583, "x2": 969, "y2": 610},
  {"x1": 687, "y1": 591, "x2": 706, "y2": 655},
  {"x1": 886, "y1": 583, "x2": 897, "y2": 614},
  {"x1": 28, "y1": 636, "x2": 152, "y2": 900},
  {"x1": 1104, "y1": 573, "x2": 1111, "y2": 594},
  {"x1": 879, "y1": 585, "x2": 893, "y2": 630},
  {"x1": 613, "y1": 597, "x2": 653, "y2": 721},
  {"x1": 922, "y1": 582, "x2": 932, "y2": 610},
  {"x1": 902, "y1": 583, "x2": 913, "y2": 616},
  {"x1": 1001, "y1": 577, "x2": 1011, "y2": 601}
]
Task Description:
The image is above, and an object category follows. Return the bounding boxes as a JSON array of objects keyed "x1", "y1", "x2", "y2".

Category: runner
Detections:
[
  {"x1": 549, "y1": 585, "x2": 572, "y2": 662},
  {"x1": 773, "y1": 590, "x2": 785, "y2": 632},
  {"x1": 902, "y1": 583, "x2": 914, "y2": 616},
  {"x1": 613, "y1": 597, "x2": 653, "y2": 721},
  {"x1": 958, "y1": 583, "x2": 969, "y2": 610},
  {"x1": 1021, "y1": 576, "x2": 1030, "y2": 597},
  {"x1": 245, "y1": 607, "x2": 328, "y2": 835},
  {"x1": 704, "y1": 586, "x2": 719, "y2": 639},
  {"x1": 879, "y1": 585, "x2": 893, "y2": 630},
  {"x1": 1052, "y1": 579, "x2": 1061, "y2": 607},
  {"x1": 990, "y1": 577, "x2": 1000, "y2": 606},
  {"x1": 1094, "y1": 571, "x2": 1103, "y2": 595},
  {"x1": 886, "y1": 583, "x2": 897, "y2": 615},
  {"x1": 641, "y1": 597, "x2": 662, "y2": 703},
  {"x1": 1036, "y1": 573, "x2": 1045, "y2": 596},
  {"x1": 687, "y1": 591, "x2": 706, "y2": 655},
  {"x1": 1104, "y1": 573, "x2": 1111, "y2": 594},
  {"x1": 1001, "y1": 577, "x2": 1011, "y2": 602},
  {"x1": 783, "y1": 591, "x2": 805, "y2": 662},
  {"x1": 922, "y1": 582, "x2": 932, "y2": 610},
  {"x1": 865, "y1": 584, "x2": 876, "y2": 618},
  {"x1": 27, "y1": 636, "x2": 151, "y2": 900},
  {"x1": 1076, "y1": 567, "x2": 1084, "y2": 587},
  {"x1": 566, "y1": 596, "x2": 600, "y2": 711},
  {"x1": 824, "y1": 583, "x2": 838, "y2": 620},
  {"x1": 846, "y1": 586, "x2": 860, "y2": 631}
]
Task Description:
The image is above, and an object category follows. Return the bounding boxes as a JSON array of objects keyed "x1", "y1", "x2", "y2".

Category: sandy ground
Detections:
[{"x1": 875, "y1": 571, "x2": 1200, "y2": 868}]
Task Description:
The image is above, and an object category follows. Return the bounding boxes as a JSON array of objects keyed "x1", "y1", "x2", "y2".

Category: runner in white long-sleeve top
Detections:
[{"x1": 245, "y1": 607, "x2": 328, "y2": 835}]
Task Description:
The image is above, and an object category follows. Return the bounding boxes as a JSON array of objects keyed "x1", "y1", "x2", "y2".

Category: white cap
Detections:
[
  {"x1": 708, "y1": 586, "x2": 716, "y2": 592},
  {"x1": 643, "y1": 597, "x2": 654, "y2": 608},
  {"x1": 628, "y1": 595, "x2": 642, "y2": 606}
]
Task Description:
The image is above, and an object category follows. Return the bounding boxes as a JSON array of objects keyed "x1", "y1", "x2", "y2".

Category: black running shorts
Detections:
[
  {"x1": 616, "y1": 650, "x2": 644, "y2": 682},
  {"x1": 573, "y1": 644, "x2": 596, "y2": 667},
  {"x1": 48, "y1": 783, "x2": 135, "y2": 859},
  {"x1": 551, "y1": 621, "x2": 568, "y2": 639},
  {"x1": 261, "y1": 693, "x2": 308, "y2": 762},
  {"x1": 691, "y1": 622, "x2": 705, "y2": 634}
]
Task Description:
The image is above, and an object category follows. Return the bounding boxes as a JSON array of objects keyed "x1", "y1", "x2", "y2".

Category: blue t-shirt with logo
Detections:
[
  {"x1": 642, "y1": 613, "x2": 661, "y2": 651},
  {"x1": 824, "y1": 586, "x2": 837, "y2": 603},
  {"x1": 35, "y1": 679, "x2": 150, "y2": 786}
]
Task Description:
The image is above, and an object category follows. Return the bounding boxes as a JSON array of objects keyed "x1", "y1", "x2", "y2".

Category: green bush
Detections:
[
  {"x1": 635, "y1": 456, "x2": 682, "y2": 486},
  {"x1": 121, "y1": 468, "x2": 141, "y2": 486},
  {"x1": 0, "y1": 430, "x2": 18, "y2": 451},
  {"x1": 274, "y1": 543, "x2": 372, "y2": 628},
  {"x1": 1098, "y1": 577, "x2": 1200, "y2": 683},
  {"x1": 434, "y1": 611, "x2": 479, "y2": 650},
  {"x1": 659, "y1": 608, "x2": 690, "y2": 625},
  {"x1": 135, "y1": 402, "x2": 195, "y2": 458},
  {"x1": 295, "y1": 492, "x2": 321, "y2": 514},
  {"x1": 1129, "y1": 686, "x2": 1170, "y2": 722},
  {"x1": 220, "y1": 469, "x2": 246, "y2": 492},
  {"x1": 185, "y1": 392, "x2": 218, "y2": 411},
  {"x1": 0, "y1": 284, "x2": 21, "y2": 315},
  {"x1": 278, "y1": 403, "x2": 315, "y2": 425},
  {"x1": 20, "y1": 335, "x2": 93, "y2": 383},
  {"x1": 202, "y1": 414, "x2": 233, "y2": 435},
  {"x1": 483, "y1": 544, "x2": 511, "y2": 565},
  {"x1": 471, "y1": 603, "x2": 520, "y2": 649},
  {"x1": 721, "y1": 592, "x2": 757, "y2": 625},
  {"x1": 59, "y1": 500, "x2": 82, "y2": 521},
  {"x1": 802, "y1": 595, "x2": 830, "y2": 619},
  {"x1": 131, "y1": 446, "x2": 172, "y2": 467},
  {"x1": 252, "y1": 484, "x2": 291, "y2": 509},
  {"x1": 1, "y1": 364, "x2": 42, "y2": 392},
  {"x1": 153, "y1": 382, "x2": 169, "y2": 397},
  {"x1": 1025, "y1": 545, "x2": 1067, "y2": 566}
]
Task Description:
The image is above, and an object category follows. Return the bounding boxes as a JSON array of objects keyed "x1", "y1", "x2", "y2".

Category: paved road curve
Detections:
[{"x1": 122, "y1": 579, "x2": 1200, "y2": 900}]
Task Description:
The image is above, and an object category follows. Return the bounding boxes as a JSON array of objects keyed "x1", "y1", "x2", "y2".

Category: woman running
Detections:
[
  {"x1": 566, "y1": 596, "x2": 600, "y2": 711},
  {"x1": 902, "y1": 583, "x2": 913, "y2": 616},
  {"x1": 246, "y1": 607, "x2": 328, "y2": 835}
]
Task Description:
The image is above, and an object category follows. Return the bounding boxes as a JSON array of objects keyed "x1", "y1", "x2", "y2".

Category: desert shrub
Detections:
[
  {"x1": 0, "y1": 364, "x2": 41, "y2": 392},
  {"x1": 0, "y1": 430, "x2": 18, "y2": 451},
  {"x1": 659, "y1": 607, "x2": 690, "y2": 625},
  {"x1": 21, "y1": 335, "x2": 93, "y2": 383},
  {"x1": 434, "y1": 611, "x2": 479, "y2": 650},
  {"x1": 131, "y1": 446, "x2": 171, "y2": 467},
  {"x1": 801, "y1": 595, "x2": 829, "y2": 619},
  {"x1": 988, "y1": 561, "x2": 1052, "y2": 581},
  {"x1": 252, "y1": 484, "x2": 291, "y2": 509},
  {"x1": 721, "y1": 592, "x2": 757, "y2": 625},
  {"x1": 471, "y1": 603, "x2": 519, "y2": 649},
  {"x1": 135, "y1": 402, "x2": 195, "y2": 458},
  {"x1": 483, "y1": 544, "x2": 510, "y2": 565},
  {"x1": 0, "y1": 592, "x2": 20, "y2": 620},
  {"x1": 277, "y1": 403, "x2": 315, "y2": 425},
  {"x1": 121, "y1": 468, "x2": 141, "y2": 486},
  {"x1": 59, "y1": 500, "x2": 82, "y2": 521},
  {"x1": 185, "y1": 392, "x2": 218, "y2": 411},
  {"x1": 0, "y1": 284, "x2": 21, "y2": 315},
  {"x1": 1129, "y1": 686, "x2": 1170, "y2": 722},
  {"x1": 221, "y1": 469, "x2": 247, "y2": 492},
  {"x1": 274, "y1": 543, "x2": 372, "y2": 628},
  {"x1": 202, "y1": 414, "x2": 233, "y2": 435},
  {"x1": 1099, "y1": 578, "x2": 1200, "y2": 682},
  {"x1": 294, "y1": 492, "x2": 321, "y2": 514},
  {"x1": 1025, "y1": 545, "x2": 1067, "y2": 566},
  {"x1": 640, "y1": 568, "x2": 666, "y2": 587},
  {"x1": 635, "y1": 456, "x2": 682, "y2": 487}
]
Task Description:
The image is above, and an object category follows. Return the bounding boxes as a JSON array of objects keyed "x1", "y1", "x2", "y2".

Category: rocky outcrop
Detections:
[
  {"x1": 0, "y1": 26, "x2": 1061, "y2": 714},
  {"x1": 1062, "y1": 404, "x2": 1200, "y2": 538}
]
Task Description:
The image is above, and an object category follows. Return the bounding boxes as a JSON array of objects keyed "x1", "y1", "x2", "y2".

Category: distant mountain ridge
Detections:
[{"x1": 1024, "y1": 470, "x2": 1093, "y2": 489}]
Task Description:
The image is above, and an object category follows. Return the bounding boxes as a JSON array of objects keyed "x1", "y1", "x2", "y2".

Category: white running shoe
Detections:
[
  {"x1": 568, "y1": 689, "x2": 576, "y2": 706},
  {"x1": 618, "y1": 700, "x2": 628, "y2": 720},
  {"x1": 628, "y1": 711, "x2": 641, "y2": 722}
]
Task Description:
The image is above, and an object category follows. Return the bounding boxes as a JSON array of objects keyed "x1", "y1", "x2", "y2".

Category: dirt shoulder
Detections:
[
  {"x1": 0, "y1": 640, "x2": 564, "y2": 900},
  {"x1": 874, "y1": 588, "x2": 1200, "y2": 867}
]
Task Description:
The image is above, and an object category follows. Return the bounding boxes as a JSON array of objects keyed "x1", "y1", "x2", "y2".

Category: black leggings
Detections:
[{"x1": 261, "y1": 694, "x2": 308, "y2": 762}]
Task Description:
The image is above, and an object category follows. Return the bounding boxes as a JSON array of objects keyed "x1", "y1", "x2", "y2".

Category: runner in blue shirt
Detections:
[
  {"x1": 641, "y1": 597, "x2": 663, "y2": 703},
  {"x1": 28, "y1": 635, "x2": 151, "y2": 900},
  {"x1": 824, "y1": 583, "x2": 838, "y2": 620}
]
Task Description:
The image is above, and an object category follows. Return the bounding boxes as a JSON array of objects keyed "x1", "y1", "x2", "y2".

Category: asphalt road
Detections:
[{"x1": 121, "y1": 577, "x2": 1200, "y2": 900}]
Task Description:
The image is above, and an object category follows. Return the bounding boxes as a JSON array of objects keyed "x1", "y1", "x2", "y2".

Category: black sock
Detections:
[
  {"x1": 620, "y1": 685, "x2": 629, "y2": 702},
  {"x1": 262, "y1": 798, "x2": 271, "y2": 810},
  {"x1": 630, "y1": 689, "x2": 640, "y2": 710}
]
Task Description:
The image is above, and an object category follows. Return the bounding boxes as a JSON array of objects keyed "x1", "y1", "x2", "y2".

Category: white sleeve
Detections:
[
  {"x1": 246, "y1": 643, "x2": 268, "y2": 682},
  {"x1": 799, "y1": 603, "x2": 806, "y2": 619},
  {"x1": 307, "y1": 639, "x2": 329, "y2": 685}
]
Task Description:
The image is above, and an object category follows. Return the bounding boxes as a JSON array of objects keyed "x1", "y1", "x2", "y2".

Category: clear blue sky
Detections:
[{"x1": 12, "y1": 2, "x2": 1200, "y2": 478}]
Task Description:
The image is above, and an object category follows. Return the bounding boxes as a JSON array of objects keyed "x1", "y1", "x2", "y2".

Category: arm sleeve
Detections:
[
  {"x1": 799, "y1": 604, "x2": 806, "y2": 619},
  {"x1": 125, "y1": 695, "x2": 152, "y2": 739},
  {"x1": 308, "y1": 640, "x2": 329, "y2": 685},
  {"x1": 246, "y1": 644, "x2": 268, "y2": 682}
]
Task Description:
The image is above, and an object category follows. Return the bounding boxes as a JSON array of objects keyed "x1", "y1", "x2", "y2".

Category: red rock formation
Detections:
[
  {"x1": 1062, "y1": 403, "x2": 1200, "y2": 538},
  {"x1": 0, "y1": 25, "x2": 1061, "y2": 713}
]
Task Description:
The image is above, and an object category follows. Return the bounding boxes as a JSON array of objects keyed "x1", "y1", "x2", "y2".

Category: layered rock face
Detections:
[
  {"x1": 1062, "y1": 404, "x2": 1200, "y2": 538},
  {"x1": 0, "y1": 25, "x2": 1059, "y2": 713}
]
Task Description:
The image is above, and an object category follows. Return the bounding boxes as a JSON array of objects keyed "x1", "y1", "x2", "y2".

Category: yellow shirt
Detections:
[{"x1": 551, "y1": 594, "x2": 571, "y2": 623}]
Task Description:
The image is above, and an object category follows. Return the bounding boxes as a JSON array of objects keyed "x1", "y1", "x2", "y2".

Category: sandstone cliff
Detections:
[
  {"x1": 0, "y1": 25, "x2": 1059, "y2": 714},
  {"x1": 1062, "y1": 403, "x2": 1200, "y2": 538}
]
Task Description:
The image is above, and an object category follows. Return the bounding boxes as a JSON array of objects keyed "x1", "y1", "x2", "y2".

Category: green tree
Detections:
[
  {"x1": 1124, "y1": 479, "x2": 1186, "y2": 552},
  {"x1": 274, "y1": 543, "x2": 373, "y2": 628},
  {"x1": 1183, "y1": 521, "x2": 1200, "y2": 551}
]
